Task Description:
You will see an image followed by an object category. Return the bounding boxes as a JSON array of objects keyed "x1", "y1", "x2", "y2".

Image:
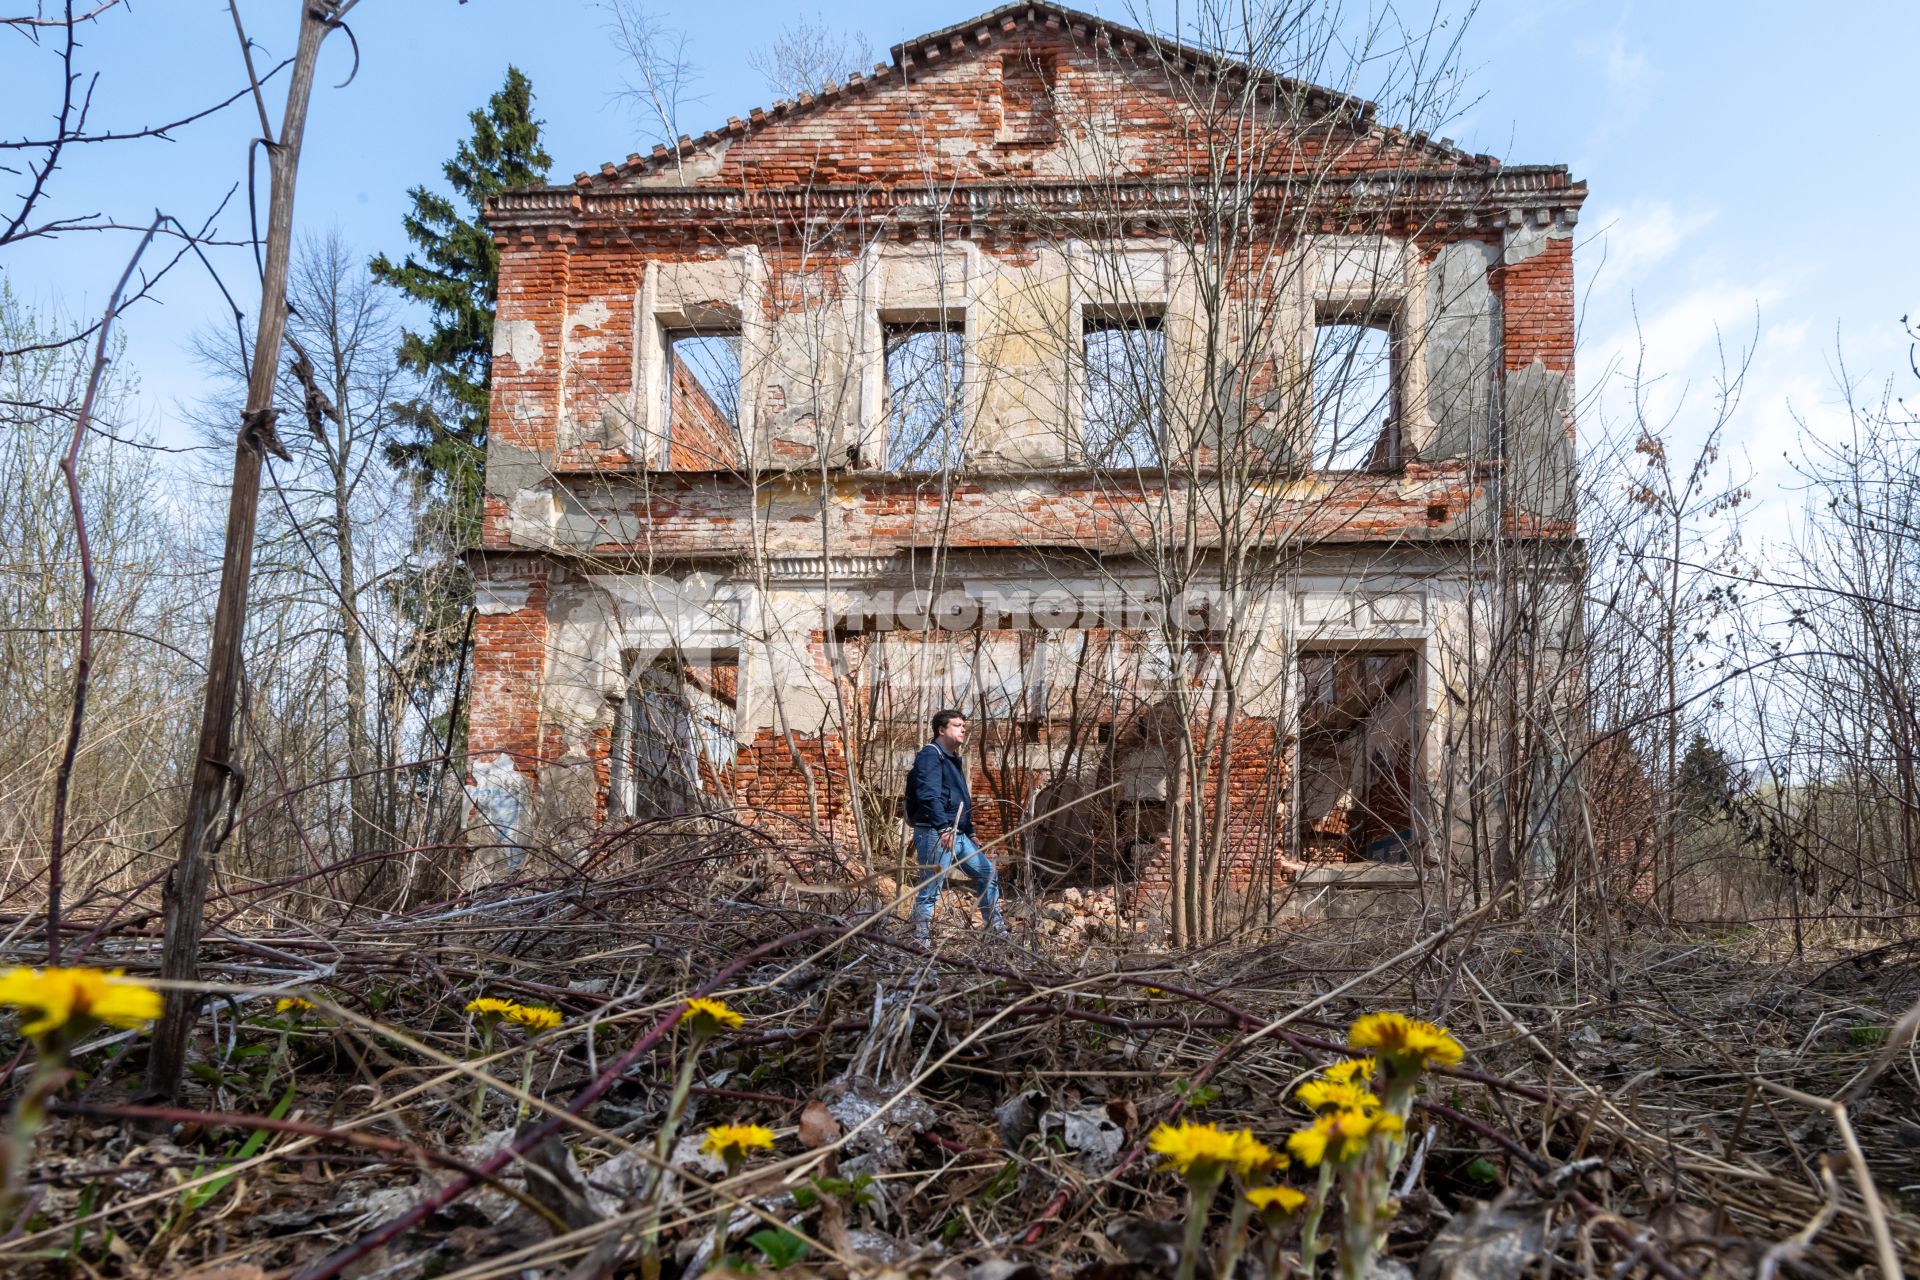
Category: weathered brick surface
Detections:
[
  {"x1": 500, "y1": 463, "x2": 1488, "y2": 558},
  {"x1": 469, "y1": 557, "x2": 549, "y2": 772},
  {"x1": 466, "y1": 3, "x2": 1585, "y2": 897},
  {"x1": 1495, "y1": 236, "x2": 1575, "y2": 374},
  {"x1": 579, "y1": 15, "x2": 1490, "y2": 192}
]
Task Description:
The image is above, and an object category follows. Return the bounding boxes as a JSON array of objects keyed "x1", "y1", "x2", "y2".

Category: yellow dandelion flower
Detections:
[
  {"x1": 683, "y1": 996, "x2": 744, "y2": 1034},
  {"x1": 1227, "y1": 1129, "x2": 1281, "y2": 1177},
  {"x1": 1321, "y1": 1056, "x2": 1376, "y2": 1087},
  {"x1": 275, "y1": 996, "x2": 314, "y2": 1014},
  {"x1": 1294, "y1": 1079, "x2": 1381, "y2": 1114},
  {"x1": 0, "y1": 966, "x2": 161, "y2": 1040},
  {"x1": 1149, "y1": 1120, "x2": 1248, "y2": 1176},
  {"x1": 506, "y1": 1004, "x2": 562, "y2": 1031},
  {"x1": 1245, "y1": 1185, "x2": 1308, "y2": 1214},
  {"x1": 465, "y1": 997, "x2": 518, "y2": 1020},
  {"x1": 1347, "y1": 1011, "x2": 1464, "y2": 1070},
  {"x1": 1286, "y1": 1108, "x2": 1404, "y2": 1168},
  {"x1": 700, "y1": 1123, "x2": 776, "y2": 1162}
]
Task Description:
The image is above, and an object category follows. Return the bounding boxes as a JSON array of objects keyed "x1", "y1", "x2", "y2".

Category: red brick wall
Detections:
[
  {"x1": 467, "y1": 8, "x2": 1582, "y2": 876},
  {"x1": 591, "y1": 25, "x2": 1477, "y2": 191},
  {"x1": 478, "y1": 463, "x2": 1485, "y2": 558},
  {"x1": 666, "y1": 356, "x2": 741, "y2": 470},
  {"x1": 717, "y1": 717, "x2": 1291, "y2": 885},
  {"x1": 1495, "y1": 235, "x2": 1575, "y2": 376},
  {"x1": 469, "y1": 557, "x2": 549, "y2": 773},
  {"x1": 1492, "y1": 232, "x2": 1576, "y2": 536}
]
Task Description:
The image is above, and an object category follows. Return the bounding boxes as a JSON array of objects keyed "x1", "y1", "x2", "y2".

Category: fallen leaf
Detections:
[
  {"x1": 993, "y1": 1088, "x2": 1047, "y2": 1147},
  {"x1": 1418, "y1": 1198, "x2": 1545, "y2": 1280},
  {"x1": 799, "y1": 1098, "x2": 842, "y2": 1149},
  {"x1": 1041, "y1": 1104, "x2": 1126, "y2": 1169}
]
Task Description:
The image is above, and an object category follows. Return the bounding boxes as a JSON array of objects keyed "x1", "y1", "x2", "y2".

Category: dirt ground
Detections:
[{"x1": 5, "y1": 833, "x2": 1917, "y2": 1279}]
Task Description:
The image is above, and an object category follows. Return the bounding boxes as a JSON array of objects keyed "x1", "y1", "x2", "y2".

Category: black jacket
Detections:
[{"x1": 905, "y1": 742, "x2": 973, "y2": 834}]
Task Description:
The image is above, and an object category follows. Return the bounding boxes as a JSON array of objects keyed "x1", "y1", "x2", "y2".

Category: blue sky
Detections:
[{"x1": 4, "y1": 0, "x2": 1914, "y2": 537}]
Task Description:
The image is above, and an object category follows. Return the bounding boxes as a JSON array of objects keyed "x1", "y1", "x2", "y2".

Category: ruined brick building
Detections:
[{"x1": 466, "y1": 3, "x2": 1585, "y2": 929}]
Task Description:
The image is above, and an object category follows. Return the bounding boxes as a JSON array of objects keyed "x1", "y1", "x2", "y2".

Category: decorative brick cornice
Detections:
[{"x1": 488, "y1": 170, "x2": 1586, "y2": 238}]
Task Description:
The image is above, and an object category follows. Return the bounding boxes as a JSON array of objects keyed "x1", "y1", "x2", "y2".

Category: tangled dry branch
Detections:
[{"x1": 0, "y1": 821, "x2": 1913, "y2": 1278}]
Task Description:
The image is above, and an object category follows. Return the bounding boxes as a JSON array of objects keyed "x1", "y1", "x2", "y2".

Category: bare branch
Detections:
[
  {"x1": 746, "y1": 11, "x2": 874, "y2": 102},
  {"x1": 0, "y1": 0, "x2": 121, "y2": 28},
  {"x1": 44, "y1": 211, "x2": 164, "y2": 961},
  {"x1": 600, "y1": 0, "x2": 701, "y2": 160}
]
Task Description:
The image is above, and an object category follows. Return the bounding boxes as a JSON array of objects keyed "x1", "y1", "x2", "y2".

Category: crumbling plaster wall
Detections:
[
  {"x1": 516, "y1": 551, "x2": 1479, "y2": 842},
  {"x1": 469, "y1": 5, "x2": 1584, "y2": 853},
  {"x1": 1497, "y1": 217, "x2": 1577, "y2": 522},
  {"x1": 482, "y1": 227, "x2": 1502, "y2": 524},
  {"x1": 473, "y1": 196, "x2": 1574, "y2": 837}
]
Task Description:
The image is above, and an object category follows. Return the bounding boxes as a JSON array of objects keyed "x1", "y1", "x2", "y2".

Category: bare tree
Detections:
[
  {"x1": 601, "y1": 0, "x2": 700, "y2": 159},
  {"x1": 149, "y1": 0, "x2": 359, "y2": 1103},
  {"x1": 1726, "y1": 339, "x2": 1920, "y2": 927},
  {"x1": 747, "y1": 12, "x2": 876, "y2": 102},
  {"x1": 189, "y1": 230, "x2": 434, "y2": 873},
  {"x1": 1, "y1": 2, "x2": 268, "y2": 361},
  {"x1": 0, "y1": 282, "x2": 200, "y2": 925}
]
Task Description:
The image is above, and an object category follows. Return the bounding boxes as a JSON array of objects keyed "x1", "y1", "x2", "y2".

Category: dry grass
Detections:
[{"x1": 1, "y1": 821, "x2": 1916, "y2": 1278}]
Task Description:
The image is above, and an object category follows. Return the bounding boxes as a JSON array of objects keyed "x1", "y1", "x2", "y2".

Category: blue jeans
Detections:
[{"x1": 910, "y1": 827, "x2": 1001, "y2": 935}]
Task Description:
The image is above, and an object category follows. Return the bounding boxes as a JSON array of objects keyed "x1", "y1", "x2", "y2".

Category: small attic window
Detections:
[{"x1": 997, "y1": 49, "x2": 1057, "y2": 144}]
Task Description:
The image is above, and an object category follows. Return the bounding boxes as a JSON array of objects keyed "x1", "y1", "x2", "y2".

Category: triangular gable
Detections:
[{"x1": 567, "y1": 1, "x2": 1495, "y2": 191}]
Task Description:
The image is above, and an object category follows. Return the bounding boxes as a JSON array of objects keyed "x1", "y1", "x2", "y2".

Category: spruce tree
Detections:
[
  {"x1": 372, "y1": 67, "x2": 551, "y2": 771},
  {"x1": 372, "y1": 65, "x2": 552, "y2": 527}
]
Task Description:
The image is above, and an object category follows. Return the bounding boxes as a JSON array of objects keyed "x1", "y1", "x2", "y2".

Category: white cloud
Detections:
[
  {"x1": 1589, "y1": 279, "x2": 1780, "y2": 405},
  {"x1": 1580, "y1": 279, "x2": 1873, "y2": 555},
  {"x1": 1602, "y1": 33, "x2": 1652, "y2": 100},
  {"x1": 1580, "y1": 199, "x2": 1716, "y2": 291}
]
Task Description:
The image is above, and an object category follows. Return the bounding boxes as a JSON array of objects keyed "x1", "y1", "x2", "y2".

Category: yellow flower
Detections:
[
  {"x1": 1228, "y1": 1130, "x2": 1282, "y2": 1177},
  {"x1": 1149, "y1": 1121, "x2": 1271, "y2": 1177},
  {"x1": 1347, "y1": 1011, "x2": 1464, "y2": 1071},
  {"x1": 275, "y1": 996, "x2": 314, "y2": 1014},
  {"x1": 683, "y1": 996, "x2": 744, "y2": 1034},
  {"x1": 0, "y1": 966, "x2": 161, "y2": 1040},
  {"x1": 506, "y1": 1004, "x2": 562, "y2": 1031},
  {"x1": 1246, "y1": 1185, "x2": 1308, "y2": 1214},
  {"x1": 1321, "y1": 1056, "x2": 1376, "y2": 1087},
  {"x1": 1286, "y1": 1109, "x2": 1404, "y2": 1167},
  {"x1": 1294, "y1": 1079, "x2": 1381, "y2": 1114},
  {"x1": 465, "y1": 997, "x2": 518, "y2": 1020},
  {"x1": 701, "y1": 1123, "x2": 776, "y2": 1162}
]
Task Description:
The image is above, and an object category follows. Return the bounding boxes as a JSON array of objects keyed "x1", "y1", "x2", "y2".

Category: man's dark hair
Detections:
[{"x1": 931, "y1": 708, "x2": 966, "y2": 737}]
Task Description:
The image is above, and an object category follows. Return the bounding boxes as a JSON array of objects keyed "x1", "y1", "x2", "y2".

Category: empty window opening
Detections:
[
  {"x1": 610, "y1": 653, "x2": 738, "y2": 818},
  {"x1": 842, "y1": 627, "x2": 1179, "y2": 890},
  {"x1": 884, "y1": 319, "x2": 965, "y2": 471},
  {"x1": 1296, "y1": 649, "x2": 1417, "y2": 861},
  {"x1": 1082, "y1": 313, "x2": 1165, "y2": 467},
  {"x1": 1311, "y1": 317, "x2": 1398, "y2": 470},
  {"x1": 661, "y1": 323, "x2": 742, "y2": 469},
  {"x1": 997, "y1": 50, "x2": 1058, "y2": 143}
]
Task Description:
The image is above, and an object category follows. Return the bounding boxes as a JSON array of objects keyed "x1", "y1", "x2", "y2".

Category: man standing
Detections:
[{"x1": 904, "y1": 709, "x2": 1005, "y2": 941}]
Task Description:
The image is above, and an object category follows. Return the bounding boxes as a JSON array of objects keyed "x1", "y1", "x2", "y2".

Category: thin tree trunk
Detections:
[
  {"x1": 1663, "y1": 509, "x2": 1681, "y2": 919},
  {"x1": 147, "y1": 1, "x2": 335, "y2": 1102},
  {"x1": 1167, "y1": 744, "x2": 1189, "y2": 948},
  {"x1": 334, "y1": 396, "x2": 374, "y2": 862},
  {"x1": 1206, "y1": 678, "x2": 1238, "y2": 936}
]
